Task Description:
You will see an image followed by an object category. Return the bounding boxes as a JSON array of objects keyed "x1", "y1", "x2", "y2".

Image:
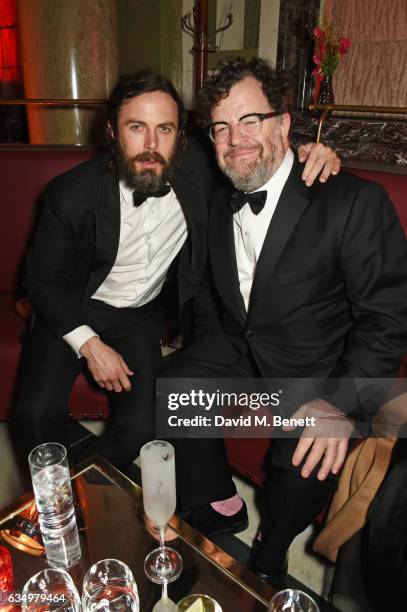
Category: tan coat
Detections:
[{"x1": 313, "y1": 392, "x2": 407, "y2": 562}]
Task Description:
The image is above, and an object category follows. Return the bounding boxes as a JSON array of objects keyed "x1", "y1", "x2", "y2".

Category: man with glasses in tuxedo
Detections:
[{"x1": 163, "y1": 57, "x2": 407, "y2": 585}]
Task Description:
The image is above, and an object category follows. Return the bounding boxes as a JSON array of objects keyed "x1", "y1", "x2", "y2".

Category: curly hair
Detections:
[{"x1": 194, "y1": 57, "x2": 290, "y2": 128}]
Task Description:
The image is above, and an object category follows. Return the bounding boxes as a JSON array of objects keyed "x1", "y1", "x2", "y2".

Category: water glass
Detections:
[
  {"x1": 22, "y1": 568, "x2": 81, "y2": 611},
  {"x1": 82, "y1": 559, "x2": 139, "y2": 612},
  {"x1": 140, "y1": 440, "x2": 182, "y2": 584},
  {"x1": 268, "y1": 589, "x2": 319, "y2": 612},
  {"x1": 28, "y1": 442, "x2": 81, "y2": 568}
]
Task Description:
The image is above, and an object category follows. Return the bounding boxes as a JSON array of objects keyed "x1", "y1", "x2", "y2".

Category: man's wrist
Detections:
[
  {"x1": 79, "y1": 335, "x2": 102, "y2": 358},
  {"x1": 63, "y1": 325, "x2": 99, "y2": 357}
]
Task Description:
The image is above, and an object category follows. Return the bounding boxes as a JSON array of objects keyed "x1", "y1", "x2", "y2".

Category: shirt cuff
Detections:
[{"x1": 63, "y1": 325, "x2": 98, "y2": 357}]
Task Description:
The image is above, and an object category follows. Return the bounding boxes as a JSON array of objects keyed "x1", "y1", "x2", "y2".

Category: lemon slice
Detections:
[{"x1": 184, "y1": 598, "x2": 204, "y2": 612}]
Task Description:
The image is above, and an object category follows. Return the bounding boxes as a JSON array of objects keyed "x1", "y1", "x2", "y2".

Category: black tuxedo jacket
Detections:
[
  {"x1": 202, "y1": 158, "x2": 407, "y2": 414},
  {"x1": 25, "y1": 139, "x2": 217, "y2": 340}
]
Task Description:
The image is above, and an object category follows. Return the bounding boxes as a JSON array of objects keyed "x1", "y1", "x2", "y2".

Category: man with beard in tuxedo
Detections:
[{"x1": 13, "y1": 69, "x2": 341, "y2": 471}]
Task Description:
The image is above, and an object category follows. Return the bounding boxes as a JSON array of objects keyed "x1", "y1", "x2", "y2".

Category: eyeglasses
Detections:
[{"x1": 208, "y1": 111, "x2": 281, "y2": 144}]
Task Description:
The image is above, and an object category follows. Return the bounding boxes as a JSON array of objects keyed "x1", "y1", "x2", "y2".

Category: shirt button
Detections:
[{"x1": 245, "y1": 330, "x2": 255, "y2": 338}]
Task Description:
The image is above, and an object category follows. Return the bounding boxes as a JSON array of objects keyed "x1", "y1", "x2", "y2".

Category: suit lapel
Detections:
[
  {"x1": 170, "y1": 166, "x2": 211, "y2": 305},
  {"x1": 170, "y1": 168, "x2": 203, "y2": 284},
  {"x1": 85, "y1": 169, "x2": 121, "y2": 298},
  {"x1": 212, "y1": 187, "x2": 247, "y2": 323},
  {"x1": 248, "y1": 158, "x2": 310, "y2": 315}
]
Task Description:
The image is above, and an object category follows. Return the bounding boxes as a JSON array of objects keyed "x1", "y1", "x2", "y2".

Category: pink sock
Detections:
[{"x1": 210, "y1": 494, "x2": 243, "y2": 516}]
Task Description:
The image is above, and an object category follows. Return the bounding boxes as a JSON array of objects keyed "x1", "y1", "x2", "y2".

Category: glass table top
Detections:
[{"x1": 0, "y1": 457, "x2": 272, "y2": 611}]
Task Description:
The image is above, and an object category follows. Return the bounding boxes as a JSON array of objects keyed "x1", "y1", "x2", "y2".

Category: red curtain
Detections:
[{"x1": 0, "y1": 0, "x2": 20, "y2": 94}]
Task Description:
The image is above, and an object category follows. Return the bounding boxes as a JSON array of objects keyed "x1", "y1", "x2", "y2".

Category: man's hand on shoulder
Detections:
[
  {"x1": 283, "y1": 398, "x2": 353, "y2": 481},
  {"x1": 298, "y1": 142, "x2": 340, "y2": 187},
  {"x1": 79, "y1": 336, "x2": 134, "y2": 392}
]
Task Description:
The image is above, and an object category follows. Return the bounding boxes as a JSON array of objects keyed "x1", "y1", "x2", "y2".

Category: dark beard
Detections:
[{"x1": 111, "y1": 138, "x2": 183, "y2": 193}]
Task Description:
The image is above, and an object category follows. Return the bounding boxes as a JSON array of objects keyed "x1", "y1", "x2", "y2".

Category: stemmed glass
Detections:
[
  {"x1": 151, "y1": 579, "x2": 177, "y2": 612},
  {"x1": 268, "y1": 589, "x2": 319, "y2": 612},
  {"x1": 140, "y1": 440, "x2": 182, "y2": 584}
]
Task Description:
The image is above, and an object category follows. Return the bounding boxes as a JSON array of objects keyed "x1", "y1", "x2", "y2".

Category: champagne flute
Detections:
[
  {"x1": 268, "y1": 589, "x2": 319, "y2": 612},
  {"x1": 140, "y1": 440, "x2": 182, "y2": 584},
  {"x1": 152, "y1": 579, "x2": 177, "y2": 611}
]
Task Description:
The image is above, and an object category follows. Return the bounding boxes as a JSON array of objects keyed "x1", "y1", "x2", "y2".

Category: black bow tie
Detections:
[
  {"x1": 132, "y1": 185, "x2": 171, "y2": 207},
  {"x1": 230, "y1": 190, "x2": 267, "y2": 215}
]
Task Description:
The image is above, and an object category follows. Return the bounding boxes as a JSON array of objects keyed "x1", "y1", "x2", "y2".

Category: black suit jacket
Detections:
[
  {"x1": 25, "y1": 138, "x2": 217, "y2": 340},
  {"x1": 202, "y1": 158, "x2": 407, "y2": 415}
]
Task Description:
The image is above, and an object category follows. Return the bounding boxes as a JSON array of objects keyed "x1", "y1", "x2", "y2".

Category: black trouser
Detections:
[
  {"x1": 160, "y1": 347, "x2": 338, "y2": 575},
  {"x1": 257, "y1": 437, "x2": 338, "y2": 574},
  {"x1": 13, "y1": 299, "x2": 163, "y2": 469},
  {"x1": 161, "y1": 350, "x2": 259, "y2": 510}
]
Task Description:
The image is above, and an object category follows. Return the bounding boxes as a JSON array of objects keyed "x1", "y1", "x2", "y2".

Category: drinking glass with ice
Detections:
[{"x1": 28, "y1": 442, "x2": 81, "y2": 569}]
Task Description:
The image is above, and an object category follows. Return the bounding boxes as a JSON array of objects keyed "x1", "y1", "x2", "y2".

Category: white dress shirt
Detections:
[
  {"x1": 63, "y1": 181, "x2": 187, "y2": 353},
  {"x1": 233, "y1": 148, "x2": 294, "y2": 311}
]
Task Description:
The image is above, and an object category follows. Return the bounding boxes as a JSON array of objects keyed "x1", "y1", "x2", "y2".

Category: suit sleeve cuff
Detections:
[{"x1": 63, "y1": 326, "x2": 98, "y2": 357}]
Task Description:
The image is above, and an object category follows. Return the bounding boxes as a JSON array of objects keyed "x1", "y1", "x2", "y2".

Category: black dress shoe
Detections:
[
  {"x1": 247, "y1": 542, "x2": 288, "y2": 590},
  {"x1": 185, "y1": 501, "x2": 248, "y2": 538},
  {"x1": 247, "y1": 557, "x2": 287, "y2": 591}
]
